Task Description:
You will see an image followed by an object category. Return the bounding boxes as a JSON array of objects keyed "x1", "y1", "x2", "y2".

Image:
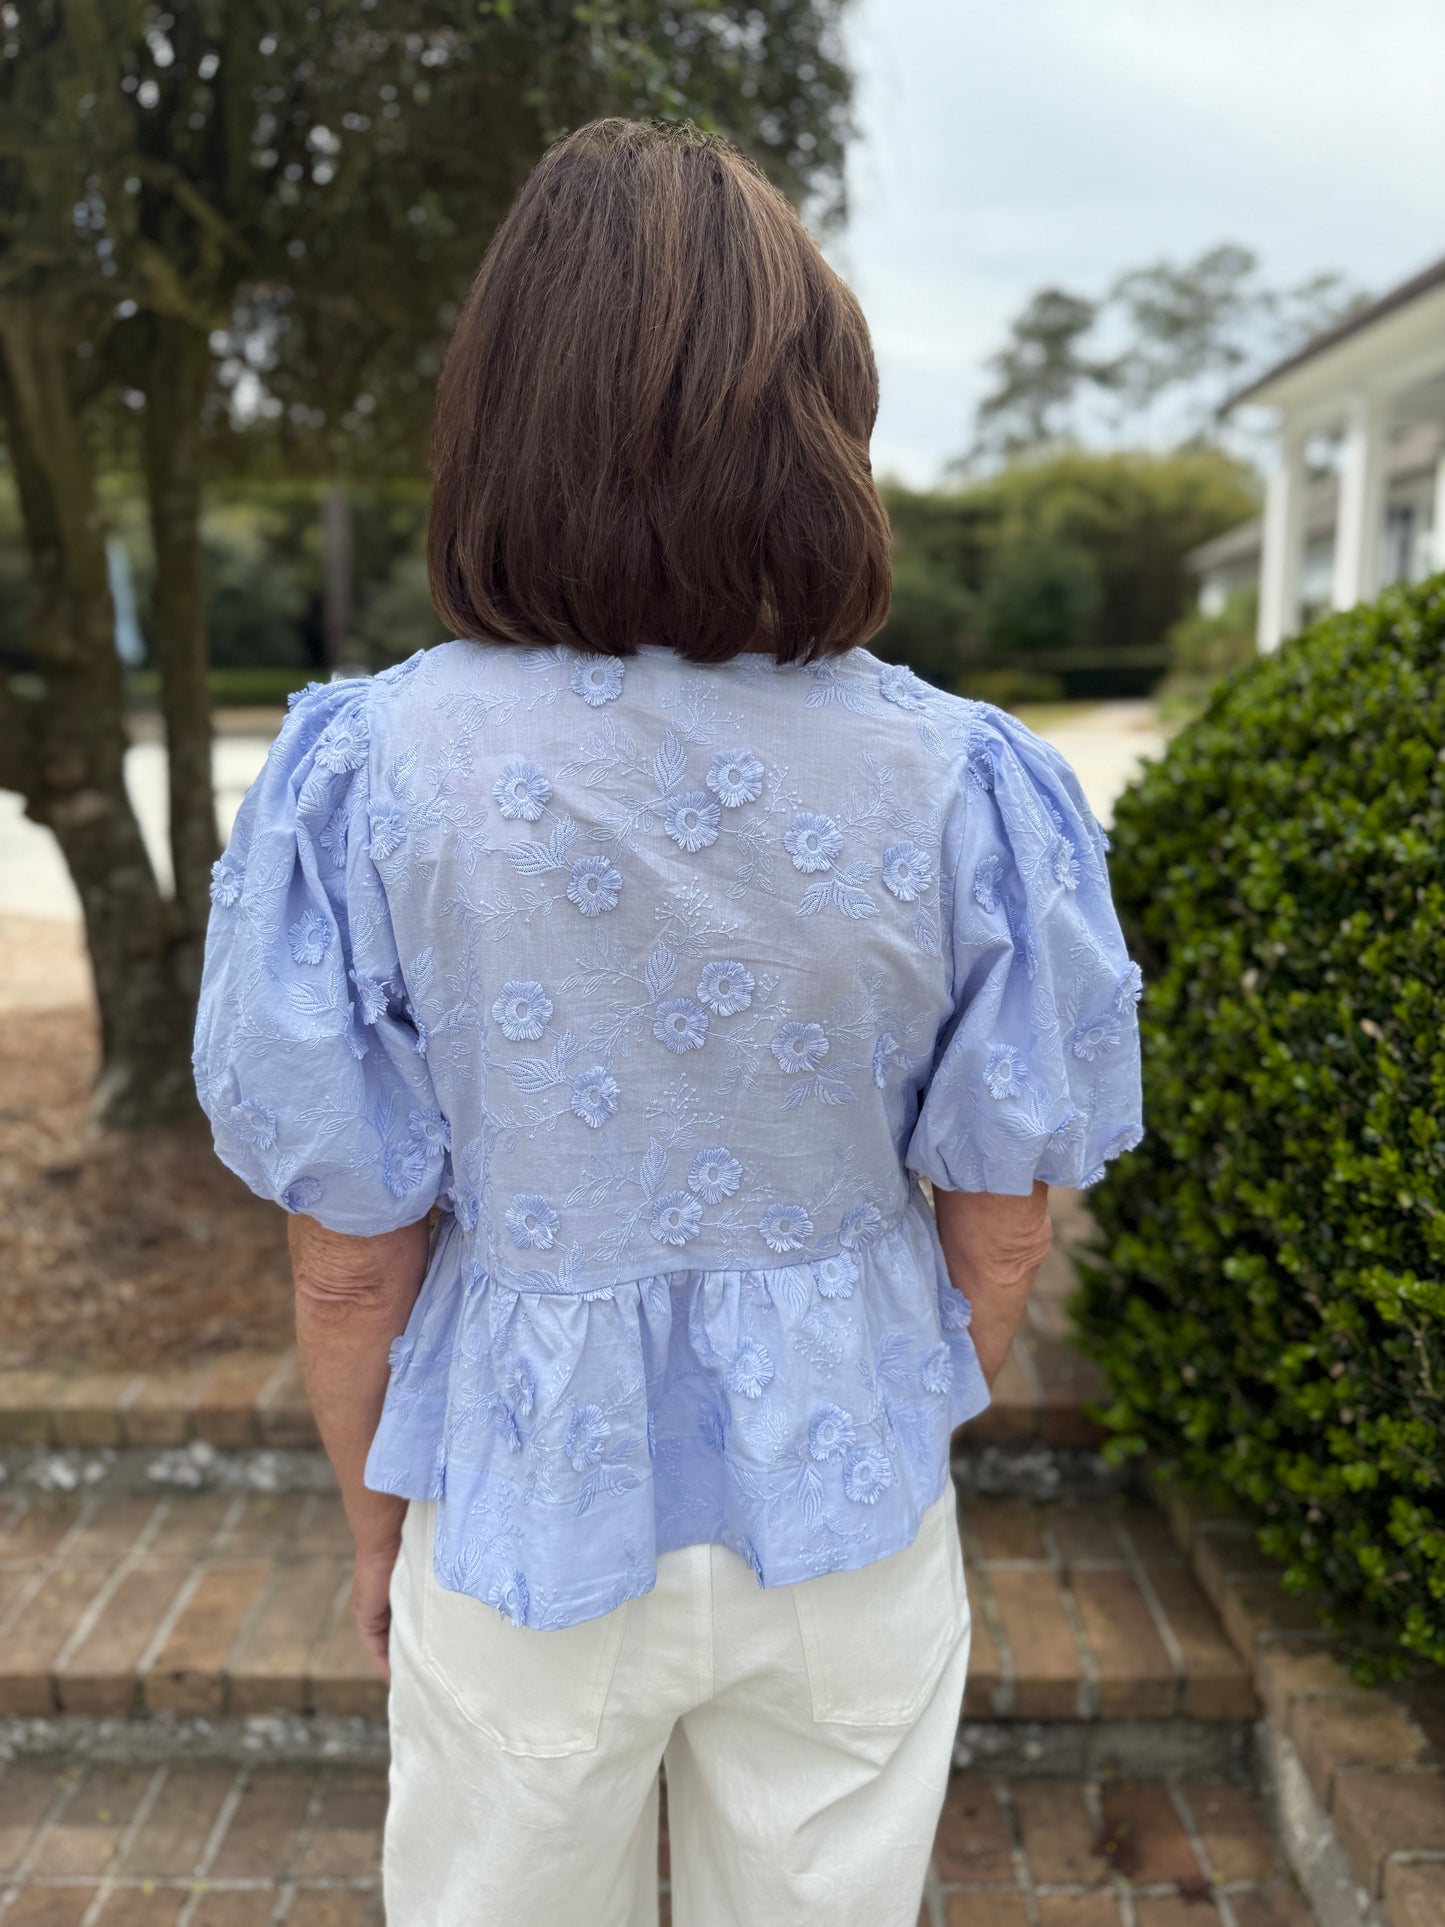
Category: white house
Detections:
[{"x1": 1188, "y1": 253, "x2": 1445, "y2": 651}]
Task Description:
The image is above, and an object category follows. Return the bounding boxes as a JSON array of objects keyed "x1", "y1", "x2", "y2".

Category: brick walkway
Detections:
[
  {"x1": 0, "y1": 1758, "x2": 1310, "y2": 1926},
  {"x1": 0, "y1": 1489, "x2": 1251, "y2": 1726}
]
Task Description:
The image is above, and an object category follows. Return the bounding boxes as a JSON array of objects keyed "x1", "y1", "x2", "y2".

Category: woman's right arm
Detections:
[{"x1": 932, "y1": 1181, "x2": 1053, "y2": 1388}]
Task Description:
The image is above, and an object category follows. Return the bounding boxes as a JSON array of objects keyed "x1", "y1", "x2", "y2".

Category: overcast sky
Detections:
[{"x1": 830, "y1": 0, "x2": 1445, "y2": 486}]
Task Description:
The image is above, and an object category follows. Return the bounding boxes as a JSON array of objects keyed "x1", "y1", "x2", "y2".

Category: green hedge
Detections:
[
  {"x1": 127, "y1": 665, "x2": 317, "y2": 709},
  {"x1": 1075, "y1": 575, "x2": 1445, "y2": 1673}
]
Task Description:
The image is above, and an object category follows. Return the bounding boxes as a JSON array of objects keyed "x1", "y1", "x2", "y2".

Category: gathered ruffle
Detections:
[{"x1": 365, "y1": 1187, "x2": 988, "y2": 1629}]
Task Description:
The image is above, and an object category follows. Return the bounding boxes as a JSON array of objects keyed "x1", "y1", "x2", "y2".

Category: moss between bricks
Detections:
[{"x1": 1074, "y1": 573, "x2": 1445, "y2": 1675}]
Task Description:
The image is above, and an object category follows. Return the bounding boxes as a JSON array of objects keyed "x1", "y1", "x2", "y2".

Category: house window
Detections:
[{"x1": 1385, "y1": 503, "x2": 1416, "y2": 584}]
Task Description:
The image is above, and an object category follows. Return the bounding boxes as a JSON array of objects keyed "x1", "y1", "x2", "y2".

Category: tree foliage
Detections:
[
  {"x1": 876, "y1": 447, "x2": 1257, "y2": 688},
  {"x1": 1075, "y1": 576, "x2": 1445, "y2": 1673},
  {"x1": 0, "y1": 0, "x2": 855, "y2": 1127},
  {"x1": 968, "y1": 243, "x2": 1368, "y2": 462}
]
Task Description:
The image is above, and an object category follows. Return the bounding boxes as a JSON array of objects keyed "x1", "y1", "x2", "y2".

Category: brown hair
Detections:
[{"x1": 427, "y1": 119, "x2": 890, "y2": 665}]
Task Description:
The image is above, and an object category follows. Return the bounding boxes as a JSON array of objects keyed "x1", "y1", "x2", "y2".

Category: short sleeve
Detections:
[
  {"x1": 192, "y1": 679, "x2": 450, "y2": 1236},
  {"x1": 905, "y1": 705, "x2": 1144, "y2": 1195}
]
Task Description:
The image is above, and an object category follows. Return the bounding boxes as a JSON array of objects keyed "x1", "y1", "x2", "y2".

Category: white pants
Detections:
[{"x1": 384, "y1": 1473, "x2": 970, "y2": 1926}]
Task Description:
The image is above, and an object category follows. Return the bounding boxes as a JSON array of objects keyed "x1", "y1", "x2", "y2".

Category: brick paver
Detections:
[
  {"x1": 0, "y1": 1762, "x2": 1309, "y2": 1924},
  {"x1": 959, "y1": 1492, "x2": 1253, "y2": 1723},
  {"x1": 0, "y1": 1488, "x2": 1254, "y2": 1725}
]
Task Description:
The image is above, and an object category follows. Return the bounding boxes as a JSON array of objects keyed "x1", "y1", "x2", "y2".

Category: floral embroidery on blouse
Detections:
[{"x1": 193, "y1": 638, "x2": 1143, "y2": 1629}]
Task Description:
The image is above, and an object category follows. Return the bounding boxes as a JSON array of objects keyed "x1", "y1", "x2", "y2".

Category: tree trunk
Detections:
[
  {"x1": 141, "y1": 314, "x2": 218, "y2": 999},
  {"x1": 321, "y1": 483, "x2": 354, "y2": 672},
  {"x1": 0, "y1": 307, "x2": 198, "y2": 1129}
]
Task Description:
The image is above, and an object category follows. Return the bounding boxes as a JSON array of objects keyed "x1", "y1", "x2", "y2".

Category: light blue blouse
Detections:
[{"x1": 194, "y1": 640, "x2": 1143, "y2": 1628}]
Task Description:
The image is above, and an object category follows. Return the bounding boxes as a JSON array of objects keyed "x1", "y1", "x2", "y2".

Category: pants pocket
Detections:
[
  {"x1": 790, "y1": 1476, "x2": 968, "y2": 1727},
  {"x1": 414, "y1": 1506, "x2": 633, "y2": 1758}
]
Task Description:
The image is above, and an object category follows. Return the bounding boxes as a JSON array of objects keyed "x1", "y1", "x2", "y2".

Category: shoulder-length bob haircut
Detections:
[{"x1": 428, "y1": 118, "x2": 891, "y2": 665}]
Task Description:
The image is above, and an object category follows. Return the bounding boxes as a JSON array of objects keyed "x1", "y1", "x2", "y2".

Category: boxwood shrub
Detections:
[{"x1": 1074, "y1": 575, "x2": 1445, "y2": 1672}]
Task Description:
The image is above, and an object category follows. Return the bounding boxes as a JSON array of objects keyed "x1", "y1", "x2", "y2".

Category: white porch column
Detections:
[
  {"x1": 1257, "y1": 426, "x2": 1306, "y2": 654},
  {"x1": 1331, "y1": 391, "x2": 1387, "y2": 610},
  {"x1": 1432, "y1": 446, "x2": 1445, "y2": 571}
]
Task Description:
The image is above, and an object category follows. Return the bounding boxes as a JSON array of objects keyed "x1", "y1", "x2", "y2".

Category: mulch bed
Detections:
[{"x1": 0, "y1": 1007, "x2": 291, "y2": 1371}]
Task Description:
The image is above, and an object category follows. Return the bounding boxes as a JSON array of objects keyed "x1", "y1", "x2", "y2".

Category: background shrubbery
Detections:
[
  {"x1": 1075, "y1": 575, "x2": 1445, "y2": 1672},
  {"x1": 878, "y1": 446, "x2": 1256, "y2": 700}
]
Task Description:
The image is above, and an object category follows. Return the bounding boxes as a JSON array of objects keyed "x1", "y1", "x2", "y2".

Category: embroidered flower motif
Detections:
[
  {"x1": 567, "y1": 855, "x2": 622, "y2": 915},
  {"x1": 813, "y1": 1252, "x2": 857, "y2": 1299},
  {"x1": 843, "y1": 1446, "x2": 895, "y2": 1504},
  {"x1": 698, "y1": 1404, "x2": 728, "y2": 1454},
  {"x1": 650, "y1": 1189, "x2": 703, "y2": 1246},
  {"x1": 664, "y1": 790, "x2": 721, "y2": 853},
  {"x1": 973, "y1": 853, "x2": 1004, "y2": 913},
  {"x1": 488, "y1": 1570, "x2": 530, "y2": 1625},
  {"x1": 808, "y1": 1404, "x2": 856, "y2": 1462},
  {"x1": 288, "y1": 908, "x2": 333, "y2": 966},
  {"x1": 871, "y1": 1032, "x2": 899, "y2": 1089},
  {"x1": 492, "y1": 980, "x2": 553, "y2": 1042},
  {"x1": 388, "y1": 1333, "x2": 415, "y2": 1378},
  {"x1": 706, "y1": 747, "x2": 764, "y2": 807},
  {"x1": 688, "y1": 1147, "x2": 742, "y2": 1203},
  {"x1": 493, "y1": 758, "x2": 551, "y2": 822},
  {"x1": 209, "y1": 858, "x2": 243, "y2": 908},
  {"x1": 349, "y1": 970, "x2": 390, "y2": 1025},
  {"x1": 570, "y1": 1066, "x2": 620, "y2": 1129},
  {"x1": 317, "y1": 810, "x2": 348, "y2": 869},
  {"x1": 984, "y1": 1045, "x2": 1026, "y2": 1100},
  {"x1": 920, "y1": 1342, "x2": 953, "y2": 1396},
  {"x1": 727, "y1": 1339, "x2": 774, "y2": 1399},
  {"x1": 940, "y1": 1287, "x2": 973, "y2": 1332},
  {"x1": 878, "y1": 663, "x2": 928, "y2": 711},
  {"x1": 569, "y1": 655, "x2": 625, "y2": 705},
  {"x1": 1115, "y1": 961, "x2": 1144, "y2": 1012},
  {"x1": 696, "y1": 961, "x2": 754, "y2": 1017},
  {"x1": 382, "y1": 1137, "x2": 429, "y2": 1199},
  {"x1": 1047, "y1": 1109, "x2": 1086, "y2": 1166},
  {"x1": 759, "y1": 1202, "x2": 812, "y2": 1253},
  {"x1": 230, "y1": 1098, "x2": 278, "y2": 1151},
  {"x1": 564, "y1": 1402, "x2": 610, "y2": 1469},
  {"x1": 506, "y1": 1193, "x2": 559, "y2": 1250},
  {"x1": 1070, "y1": 1013, "x2": 1122, "y2": 1062},
  {"x1": 839, "y1": 1201, "x2": 884, "y2": 1249},
  {"x1": 408, "y1": 1108, "x2": 451, "y2": 1157},
  {"x1": 368, "y1": 809, "x2": 407, "y2": 861},
  {"x1": 771, "y1": 1021, "x2": 828, "y2": 1074},
  {"x1": 881, "y1": 840, "x2": 932, "y2": 902},
  {"x1": 502, "y1": 1361, "x2": 536, "y2": 1419},
  {"x1": 315, "y1": 716, "x2": 369, "y2": 772},
  {"x1": 784, "y1": 810, "x2": 843, "y2": 874},
  {"x1": 1052, "y1": 837, "x2": 1080, "y2": 890},
  {"x1": 967, "y1": 743, "x2": 998, "y2": 792},
  {"x1": 494, "y1": 1405, "x2": 523, "y2": 1452},
  {"x1": 281, "y1": 1175, "x2": 323, "y2": 1213},
  {"x1": 654, "y1": 996, "x2": 708, "y2": 1053}
]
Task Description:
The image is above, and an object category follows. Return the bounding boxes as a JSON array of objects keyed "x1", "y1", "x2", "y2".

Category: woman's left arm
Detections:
[{"x1": 288, "y1": 1213, "x2": 432, "y2": 1680}]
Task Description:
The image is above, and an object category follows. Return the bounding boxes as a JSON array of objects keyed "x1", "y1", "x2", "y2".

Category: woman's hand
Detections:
[
  {"x1": 932, "y1": 1182, "x2": 1053, "y2": 1387},
  {"x1": 353, "y1": 1533, "x2": 405, "y2": 1681},
  {"x1": 287, "y1": 1215, "x2": 431, "y2": 1685}
]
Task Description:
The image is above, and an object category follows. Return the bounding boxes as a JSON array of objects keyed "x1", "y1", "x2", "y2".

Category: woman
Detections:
[{"x1": 194, "y1": 119, "x2": 1143, "y2": 1927}]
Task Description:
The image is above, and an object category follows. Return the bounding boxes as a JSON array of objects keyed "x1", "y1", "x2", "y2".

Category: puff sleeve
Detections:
[
  {"x1": 905, "y1": 705, "x2": 1144, "y2": 1195},
  {"x1": 192, "y1": 678, "x2": 451, "y2": 1235}
]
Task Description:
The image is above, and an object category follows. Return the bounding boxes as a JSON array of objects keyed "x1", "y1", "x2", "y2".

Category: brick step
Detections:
[
  {"x1": 0, "y1": 1489, "x2": 1252, "y2": 1729},
  {"x1": 0, "y1": 1755, "x2": 1313, "y2": 1927}
]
